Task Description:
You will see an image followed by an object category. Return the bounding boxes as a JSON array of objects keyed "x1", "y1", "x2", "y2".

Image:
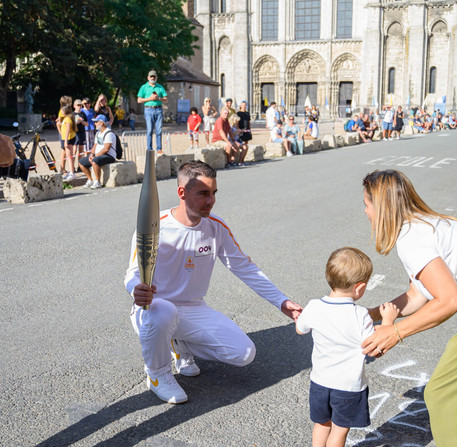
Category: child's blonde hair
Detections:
[
  {"x1": 229, "y1": 114, "x2": 240, "y2": 126},
  {"x1": 325, "y1": 247, "x2": 373, "y2": 291}
]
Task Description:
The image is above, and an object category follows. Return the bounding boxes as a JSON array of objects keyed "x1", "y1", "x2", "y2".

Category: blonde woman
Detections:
[
  {"x1": 59, "y1": 105, "x2": 77, "y2": 180},
  {"x1": 361, "y1": 169, "x2": 457, "y2": 446},
  {"x1": 94, "y1": 94, "x2": 114, "y2": 126},
  {"x1": 201, "y1": 97, "x2": 217, "y2": 145}
]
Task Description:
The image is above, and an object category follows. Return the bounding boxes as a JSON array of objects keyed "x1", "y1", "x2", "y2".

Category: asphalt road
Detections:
[{"x1": 1, "y1": 131, "x2": 456, "y2": 447}]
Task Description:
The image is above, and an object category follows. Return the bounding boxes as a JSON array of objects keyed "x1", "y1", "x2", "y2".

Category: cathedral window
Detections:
[
  {"x1": 262, "y1": 0, "x2": 278, "y2": 41},
  {"x1": 336, "y1": 0, "x2": 353, "y2": 38},
  {"x1": 429, "y1": 67, "x2": 436, "y2": 94},
  {"x1": 295, "y1": 0, "x2": 321, "y2": 40},
  {"x1": 388, "y1": 67, "x2": 395, "y2": 94}
]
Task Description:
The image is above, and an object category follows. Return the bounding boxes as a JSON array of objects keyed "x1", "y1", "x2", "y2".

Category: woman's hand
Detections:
[{"x1": 362, "y1": 324, "x2": 399, "y2": 357}]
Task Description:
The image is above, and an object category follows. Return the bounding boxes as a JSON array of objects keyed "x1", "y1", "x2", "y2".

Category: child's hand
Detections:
[{"x1": 380, "y1": 302, "x2": 400, "y2": 324}]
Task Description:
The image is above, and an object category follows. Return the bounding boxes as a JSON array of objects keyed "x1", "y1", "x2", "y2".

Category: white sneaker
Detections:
[
  {"x1": 171, "y1": 339, "x2": 200, "y2": 376},
  {"x1": 397, "y1": 136, "x2": 400, "y2": 140},
  {"x1": 90, "y1": 180, "x2": 102, "y2": 189},
  {"x1": 65, "y1": 172, "x2": 76, "y2": 181},
  {"x1": 146, "y1": 371, "x2": 188, "y2": 404},
  {"x1": 286, "y1": 151, "x2": 293, "y2": 157},
  {"x1": 62, "y1": 172, "x2": 69, "y2": 179},
  {"x1": 83, "y1": 179, "x2": 93, "y2": 188},
  {"x1": 383, "y1": 138, "x2": 388, "y2": 141}
]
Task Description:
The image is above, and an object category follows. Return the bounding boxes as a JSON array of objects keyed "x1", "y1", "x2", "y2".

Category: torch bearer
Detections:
[{"x1": 136, "y1": 150, "x2": 160, "y2": 310}]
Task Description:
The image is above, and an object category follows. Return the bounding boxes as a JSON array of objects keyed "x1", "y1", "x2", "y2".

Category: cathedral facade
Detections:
[{"x1": 194, "y1": 0, "x2": 457, "y2": 118}]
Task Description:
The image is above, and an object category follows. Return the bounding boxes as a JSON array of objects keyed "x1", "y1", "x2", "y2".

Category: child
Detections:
[
  {"x1": 59, "y1": 105, "x2": 77, "y2": 180},
  {"x1": 296, "y1": 247, "x2": 398, "y2": 447},
  {"x1": 187, "y1": 107, "x2": 202, "y2": 149},
  {"x1": 128, "y1": 108, "x2": 137, "y2": 131}
]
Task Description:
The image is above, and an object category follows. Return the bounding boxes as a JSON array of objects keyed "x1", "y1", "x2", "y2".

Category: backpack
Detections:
[
  {"x1": 344, "y1": 120, "x2": 350, "y2": 132},
  {"x1": 104, "y1": 130, "x2": 123, "y2": 159}
]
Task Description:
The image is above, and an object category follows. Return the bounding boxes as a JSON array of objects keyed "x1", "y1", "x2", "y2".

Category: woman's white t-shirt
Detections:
[{"x1": 396, "y1": 216, "x2": 457, "y2": 300}]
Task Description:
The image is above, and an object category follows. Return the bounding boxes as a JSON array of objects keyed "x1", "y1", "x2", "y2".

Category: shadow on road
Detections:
[
  {"x1": 352, "y1": 387, "x2": 433, "y2": 446},
  {"x1": 35, "y1": 323, "x2": 313, "y2": 446}
]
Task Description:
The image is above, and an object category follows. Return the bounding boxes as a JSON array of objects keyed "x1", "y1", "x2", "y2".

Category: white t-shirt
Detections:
[
  {"x1": 309, "y1": 122, "x2": 319, "y2": 138},
  {"x1": 94, "y1": 128, "x2": 117, "y2": 158},
  {"x1": 383, "y1": 110, "x2": 394, "y2": 124},
  {"x1": 266, "y1": 107, "x2": 277, "y2": 130},
  {"x1": 296, "y1": 296, "x2": 374, "y2": 392},
  {"x1": 396, "y1": 216, "x2": 457, "y2": 300},
  {"x1": 270, "y1": 126, "x2": 282, "y2": 141},
  {"x1": 125, "y1": 211, "x2": 288, "y2": 309}
]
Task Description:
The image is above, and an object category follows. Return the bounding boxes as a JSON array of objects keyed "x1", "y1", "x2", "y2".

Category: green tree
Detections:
[
  {"x1": 104, "y1": 0, "x2": 198, "y2": 95},
  {"x1": 0, "y1": 0, "x2": 197, "y2": 111}
]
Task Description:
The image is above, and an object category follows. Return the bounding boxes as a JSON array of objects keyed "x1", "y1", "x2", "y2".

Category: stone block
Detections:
[
  {"x1": 4, "y1": 173, "x2": 64, "y2": 204},
  {"x1": 335, "y1": 134, "x2": 346, "y2": 147},
  {"x1": 246, "y1": 144, "x2": 264, "y2": 162},
  {"x1": 343, "y1": 134, "x2": 357, "y2": 146},
  {"x1": 193, "y1": 147, "x2": 226, "y2": 169},
  {"x1": 372, "y1": 130, "x2": 383, "y2": 141},
  {"x1": 403, "y1": 125, "x2": 419, "y2": 135},
  {"x1": 303, "y1": 139, "x2": 322, "y2": 153},
  {"x1": 136, "y1": 154, "x2": 171, "y2": 180},
  {"x1": 98, "y1": 161, "x2": 138, "y2": 187},
  {"x1": 170, "y1": 154, "x2": 195, "y2": 176},
  {"x1": 321, "y1": 135, "x2": 337, "y2": 149},
  {"x1": 265, "y1": 142, "x2": 285, "y2": 157}
]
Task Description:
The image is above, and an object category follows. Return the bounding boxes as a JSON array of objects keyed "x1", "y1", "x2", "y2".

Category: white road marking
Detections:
[
  {"x1": 367, "y1": 274, "x2": 385, "y2": 290},
  {"x1": 0, "y1": 208, "x2": 14, "y2": 212}
]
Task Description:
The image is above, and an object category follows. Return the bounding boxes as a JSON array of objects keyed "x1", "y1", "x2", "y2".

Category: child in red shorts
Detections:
[{"x1": 187, "y1": 107, "x2": 202, "y2": 149}]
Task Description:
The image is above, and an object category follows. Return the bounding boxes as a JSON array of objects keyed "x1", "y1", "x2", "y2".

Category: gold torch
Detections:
[{"x1": 136, "y1": 150, "x2": 160, "y2": 310}]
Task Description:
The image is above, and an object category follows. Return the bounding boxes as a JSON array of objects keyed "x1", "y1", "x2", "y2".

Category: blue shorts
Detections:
[
  {"x1": 272, "y1": 138, "x2": 283, "y2": 143},
  {"x1": 309, "y1": 381, "x2": 370, "y2": 428},
  {"x1": 382, "y1": 122, "x2": 393, "y2": 131}
]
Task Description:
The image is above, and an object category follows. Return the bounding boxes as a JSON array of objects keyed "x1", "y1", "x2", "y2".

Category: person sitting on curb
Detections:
[
  {"x1": 211, "y1": 107, "x2": 242, "y2": 167},
  {"x1": 79, "y1": 115, "x2": 117, "y2": 189},
  {"x1": 271, "y1": 120, "x2": 293, "y2": 157},
  {"x1": 303, "y1": 116, "x2": 319, "y2": 140}
]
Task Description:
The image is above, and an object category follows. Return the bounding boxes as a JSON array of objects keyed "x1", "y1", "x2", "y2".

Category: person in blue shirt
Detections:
[{"x1": 82, "y1": 98, "x2": 96, "y2": 155}]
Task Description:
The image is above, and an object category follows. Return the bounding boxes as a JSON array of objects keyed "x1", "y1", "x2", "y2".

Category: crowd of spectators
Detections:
[{"x1": 344, "y1": 105, "x2": 456, "y2": 142}]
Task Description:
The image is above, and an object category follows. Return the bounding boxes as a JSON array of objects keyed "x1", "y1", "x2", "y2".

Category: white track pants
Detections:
[{"x1": 130, "y1": 299, "x2": 256, "y2": 377}]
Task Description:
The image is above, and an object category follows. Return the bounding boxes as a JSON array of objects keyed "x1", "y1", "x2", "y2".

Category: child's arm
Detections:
[{"x1": 380, "y1": 302, "x2": 400, "y2": 326}]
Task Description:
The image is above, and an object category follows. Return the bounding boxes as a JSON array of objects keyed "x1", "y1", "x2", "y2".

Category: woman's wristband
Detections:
[{"x1": 394, "y1": 324, "x2": 403, "y2": 343}]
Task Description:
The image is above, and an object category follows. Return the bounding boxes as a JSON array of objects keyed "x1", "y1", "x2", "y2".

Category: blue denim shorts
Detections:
[{"x1": 309, "y1": 381, "x2": 370, "y2": 428}]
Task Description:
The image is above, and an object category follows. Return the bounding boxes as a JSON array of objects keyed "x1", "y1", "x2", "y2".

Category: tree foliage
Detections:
[{"x1": 0, "y1": 0, "x2": 197, "y2": 112}]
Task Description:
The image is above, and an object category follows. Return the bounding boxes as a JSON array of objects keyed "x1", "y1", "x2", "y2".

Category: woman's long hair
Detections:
[{"x1": 363, "y1": 169, "x2": 455, "y2": 254}]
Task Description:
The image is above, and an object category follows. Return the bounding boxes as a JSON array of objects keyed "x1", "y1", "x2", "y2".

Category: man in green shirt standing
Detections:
[{"x1": 137, "y1": 69, "x2": 168, "y2": 153}]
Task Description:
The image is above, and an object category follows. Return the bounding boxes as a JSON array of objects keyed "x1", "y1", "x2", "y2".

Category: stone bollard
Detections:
[
  {"x1": 246, "y1": 144, "x2": 264, "y2": 162},
  {"x1": 343, "y1": 134, "x2": 357, "y2": 146},
  {"x1": 4, "y1": 173, "x2": 64, "y2": 204},
  {"x1": 403, "y1": 125, "x2": 414, "y2": 135},
  {"x1": 136, "y1": 154, "x2": 171, "y2": 180},
  {"x1": 322, "y1": 135, "x2": 337, "y2": 149},
  {"x1": 303, "y1": 139, "x2": 323, "y2": 153},
  {"x1": 265, "y1": 142, "x2": 285, "y2": 157},
  {"x1": 334, "y1": 134, "x2": 346, "y2": 147},
  {"x1": 193, "y1": 147, "x2": 226, "y2": 169},
  {"x1": 97, "y1": 161, "x2": 138, "y2": 187},
  {"x1": 372, "y1": 130, "x2": 383, "y2": 141},
  {"x1": 170, "y1": 154, "x2": 195, "y2": 176}
]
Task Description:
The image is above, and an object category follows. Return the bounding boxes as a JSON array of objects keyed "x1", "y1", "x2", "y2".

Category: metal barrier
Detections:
[{"x1": 121, "y1": 131, "x2": 172, "y2": 162}]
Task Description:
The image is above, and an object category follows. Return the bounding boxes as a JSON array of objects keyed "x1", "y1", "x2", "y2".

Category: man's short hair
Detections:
[
  {"x1": 270, "y1": 102, "x2": 276, "y2": 106},
  {"x1": 178, "y1": 161, "x2": 217, "y2": 188},
  {"x1": 325, "y1": 247, "x2": 373, "y2": 291}
]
